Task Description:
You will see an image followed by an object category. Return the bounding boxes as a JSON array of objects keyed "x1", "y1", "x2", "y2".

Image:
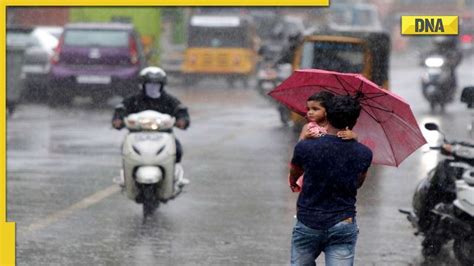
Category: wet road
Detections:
[{"x1": 7, "y1": 53, "x2": 474, "y2": 265}]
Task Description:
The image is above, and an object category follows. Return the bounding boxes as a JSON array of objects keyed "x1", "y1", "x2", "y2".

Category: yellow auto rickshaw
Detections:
[
  {"x1": 181, "y1": 15, "x2": 259, "y2": 87},
  {"x1": 289, "y1": 28, "x2": 391, "y2": 128}
]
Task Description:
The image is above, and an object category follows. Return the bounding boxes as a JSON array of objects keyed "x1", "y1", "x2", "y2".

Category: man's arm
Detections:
[
  {"x1": 289, "y1": 164, "x2": 304, "y2": 192},
  {"x1": 173, "y1": 103, "x2": 190, "y2": 130},
  {"x1": 111, "y1": 103, "x2": 127, "y2": 130},
  {"x1": 357, "y1": 171, "x2": 368, "y2": 189},
  {"x1": 289, "y1": 143, "x2": 305, "y2": 192},
  {"x1": 111, "y1": 96, "x2": 135, "y2": 130},
  {"x1": 357, "y1": 149, "x2": 373, "y2": 188}
]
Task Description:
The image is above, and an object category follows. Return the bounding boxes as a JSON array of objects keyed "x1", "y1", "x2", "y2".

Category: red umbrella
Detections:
[{"x1": 268, "y1": 68, "x2": 426, "y2": 167}]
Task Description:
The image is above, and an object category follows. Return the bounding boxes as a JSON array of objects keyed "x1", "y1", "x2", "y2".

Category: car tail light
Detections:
[
  {"x1": 461, "y1": 34, "x2": 473, "y2": 43},
  {"x1": 129, "y1": 36, "x2": 138, "y2": 65},
  {"x1": 51, "y1": 35, "x2": 64, "y2": 65}
]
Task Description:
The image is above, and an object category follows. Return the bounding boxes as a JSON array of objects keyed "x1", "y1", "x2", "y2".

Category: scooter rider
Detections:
[
  {"x1": 429, "y1": 36, "x2": 462, "y2": 68},
  {"x1": 112, "y1": 66, "x2": 190, "y2": 188},
  {"x1": 427, "y1": 37, "x2": 462, "y2": 86}
]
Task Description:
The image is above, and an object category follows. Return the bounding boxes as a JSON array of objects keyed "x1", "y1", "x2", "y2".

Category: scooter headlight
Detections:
[
  {"x1": 138, "y1": 118, "x2": 159, "y2": 130},
  {"x1": 425, "y1": 57, "x2": 444, "y2": 68}
]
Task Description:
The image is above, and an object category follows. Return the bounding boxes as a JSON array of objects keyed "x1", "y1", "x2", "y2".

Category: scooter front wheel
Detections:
[{"x1": 142, "y1": 185, "x2": 159, "y2": 219}]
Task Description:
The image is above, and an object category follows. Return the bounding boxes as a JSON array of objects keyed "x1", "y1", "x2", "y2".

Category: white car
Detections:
[{"x1": 21, "y1": 26, "x2": 63, "y2": 101}]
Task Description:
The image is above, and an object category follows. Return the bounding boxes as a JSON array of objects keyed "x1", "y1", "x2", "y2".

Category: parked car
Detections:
[
  {"x1": 7, "y1": 25, "x2": 33, "y2": 110},
  {"x1": 21, "y1": 26, "x2": 63, "y2": 101},
  {"x1": 49, "y1": 23, "x2": 147, "y2": 106}
]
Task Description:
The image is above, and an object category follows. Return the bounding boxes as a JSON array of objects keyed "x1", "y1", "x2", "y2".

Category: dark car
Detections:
[{"x1": 49, "y1": 23, "x2": 147, "y2": 106}]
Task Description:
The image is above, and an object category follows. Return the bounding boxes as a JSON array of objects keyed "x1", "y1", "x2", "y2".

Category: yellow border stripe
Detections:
[
  {"x1": 0, "y1": 223, "x2": 16, "y2": 266},
  {"x1": 1, "y1": 3, "x2": 16, "y2": 266},
  {"x1": 0, "y1": 4, "x2": 5, "y2": 224},
  {"x1": 6, "y1": 0, "x2": 329, "y2": 5}
]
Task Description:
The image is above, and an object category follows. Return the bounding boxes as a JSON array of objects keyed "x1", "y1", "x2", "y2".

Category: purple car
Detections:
[{"x1": 49, "y1": 23, "x2": 147, "y2": 106}]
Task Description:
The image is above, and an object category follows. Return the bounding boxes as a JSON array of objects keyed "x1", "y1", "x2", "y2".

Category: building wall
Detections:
[{"x1": 7, "y1": 7, "x2": 69, "y2": 26}]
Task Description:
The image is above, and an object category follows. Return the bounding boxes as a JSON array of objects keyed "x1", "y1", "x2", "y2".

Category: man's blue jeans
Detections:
[{"x1": 291, "y1": 218, "x2": 359, "y2": 266}]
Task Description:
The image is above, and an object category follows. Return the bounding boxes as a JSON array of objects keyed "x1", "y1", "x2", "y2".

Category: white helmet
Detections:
[{"x1": 139, "y1": 66, "x2": 167, "y2": 85}]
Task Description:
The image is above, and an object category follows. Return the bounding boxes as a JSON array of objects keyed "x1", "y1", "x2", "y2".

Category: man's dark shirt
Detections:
[
  {"x1": 291, "y1": 135, "x2": 372, "y2": 230},
  {"x1": 112, "y1": 91, "x2": 190, "y2": 129}
]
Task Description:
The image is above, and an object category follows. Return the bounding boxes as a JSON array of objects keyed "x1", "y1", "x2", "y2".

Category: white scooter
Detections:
[{"x1": 121, "y1": 110, "x2": 184, "y2": 218}]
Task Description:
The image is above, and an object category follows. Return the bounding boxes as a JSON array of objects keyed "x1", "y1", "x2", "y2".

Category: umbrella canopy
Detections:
[{"x1": 268, "y1": 69, "x2": 426, "y2": 167}]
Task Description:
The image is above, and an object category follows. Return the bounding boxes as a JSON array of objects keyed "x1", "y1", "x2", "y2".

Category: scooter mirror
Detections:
[
  {"x1": 424, "y1": 123, "x2": 439, "y2": 131},
  {"x1": 461, "y1": 86, "x2": 474, "y2": 108},
  {"x1": 425, "y1": 122, "x2": 449, "y2": 143}
]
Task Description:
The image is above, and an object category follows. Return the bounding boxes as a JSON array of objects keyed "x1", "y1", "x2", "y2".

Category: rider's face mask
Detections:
[{"x1": 144, "y1": 83, "x2": 162, "y2": 99}]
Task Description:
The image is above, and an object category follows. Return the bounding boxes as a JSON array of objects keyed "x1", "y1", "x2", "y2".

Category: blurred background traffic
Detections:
[
  {"x1": 6, "y1": 1, "x2": 474, "y2": 265},
  {"x1": 6, "y1": 1, "x2": 474, "y2": 112}
]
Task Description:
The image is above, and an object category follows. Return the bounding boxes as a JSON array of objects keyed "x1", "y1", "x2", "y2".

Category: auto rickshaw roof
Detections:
[
  {"x1": 190, "y1": 15, "x2": 252, "y2": 28},
  {"x1": 302, "y1": 25, "x2": 391, "y2": 50}
]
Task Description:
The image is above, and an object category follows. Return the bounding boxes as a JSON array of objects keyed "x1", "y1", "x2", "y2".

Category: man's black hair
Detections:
[
  {"x1": 326, "y1": 95, "x2": 362, "y2": 130},
  {"x1": 307, "y1": 91, "x2": 335, "y2": 109}
]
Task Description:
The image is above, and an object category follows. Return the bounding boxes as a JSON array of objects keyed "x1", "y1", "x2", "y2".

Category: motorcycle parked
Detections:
[
  {"x1": 421, "y1": 55, "x2": 457, "y2": 111},
  {"x1": 447, "y1": 167, "x2": 474, "y2": 265},
  {"x1": 121, "y1": 110, "x2": 184, "y2": 219},
  {"x1": 400, "y1": 123, "x2": 474, "y2": 263}
]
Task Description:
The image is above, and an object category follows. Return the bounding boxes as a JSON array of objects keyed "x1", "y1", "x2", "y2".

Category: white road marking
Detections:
[{"x1": 26, "y1": 185, "x2": 120, "y2": 232}]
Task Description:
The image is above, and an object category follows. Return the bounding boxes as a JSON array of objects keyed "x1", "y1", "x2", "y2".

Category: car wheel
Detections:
[
  {"x1": 48, "y1": 87, "x2": 73, "y2": 107},
  {"x1": 22, "y1": 81, "x2": 47, "y2": 102}
]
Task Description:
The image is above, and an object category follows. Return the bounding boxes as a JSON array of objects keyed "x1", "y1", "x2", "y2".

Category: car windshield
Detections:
[
  {"x1": 300, "y1": 41, "x2": 365, "y2": 73},
  {"x1": 188, "y1": 26, "x2": 249, "y2": 47},
  {"x1": 64, "y1": 29, "x2": 129, "y2": 47}
]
